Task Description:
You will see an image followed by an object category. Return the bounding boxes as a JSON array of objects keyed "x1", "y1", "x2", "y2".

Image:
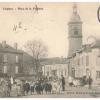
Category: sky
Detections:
[{"x1": 0, "y1": 2, "x2": 100, "y2": 57}]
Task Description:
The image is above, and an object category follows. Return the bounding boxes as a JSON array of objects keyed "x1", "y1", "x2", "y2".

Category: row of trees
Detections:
[{"x1": 24, "y1": 40, "x2": 48, "y2": 76}]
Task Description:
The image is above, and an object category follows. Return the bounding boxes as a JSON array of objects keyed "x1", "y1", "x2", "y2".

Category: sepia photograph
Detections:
[{"x1": 0, "y1": 2, "x2": 99, "y2": 98}]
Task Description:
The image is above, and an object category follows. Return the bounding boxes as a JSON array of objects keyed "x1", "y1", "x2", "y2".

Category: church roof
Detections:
[
  {"x1": 91, "y1": 39, "x2": 100, "y2": 48},
  {"x1": 0, "y1": 43, "x2": 22, "y2": 54}
]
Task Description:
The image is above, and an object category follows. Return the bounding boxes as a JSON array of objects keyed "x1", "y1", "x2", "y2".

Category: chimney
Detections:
[
  {"x1": 14, "y1": 43, "x2": 18, "y2": 50},
  {"x1": 2, "y1": 41, "x2": 6, "y2": 48}
]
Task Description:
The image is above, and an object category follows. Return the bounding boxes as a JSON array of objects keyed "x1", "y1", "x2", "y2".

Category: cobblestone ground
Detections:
[
  {"x1": 1, "y1": 86, "x2": 100, "y2": 98},
  {"x1": 21, "y1": 87, "x2": 100, "y2": 98}
]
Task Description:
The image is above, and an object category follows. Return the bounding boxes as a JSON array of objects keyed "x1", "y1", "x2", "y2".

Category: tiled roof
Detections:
[
  {"x1": 0, "y1": 43, "x2": 23, "y2": 54},
  {"x1": 40, "y1": 57, "x2": 68, "y2": 65},
  {"x1": 68, "y1": 38, "x2": 100, "y2": 59},
  {"x1": 91, "y1": 39, "x2": 100, "y2": 48}
]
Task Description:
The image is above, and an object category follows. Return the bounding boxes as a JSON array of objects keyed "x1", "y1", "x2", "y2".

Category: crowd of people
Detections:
[
  {"x1": 68, "y1": 76, "x2": 93, "y2": 88},
  {"x1": 0, "y1": 75, "x2": 66, "y2": 97}
]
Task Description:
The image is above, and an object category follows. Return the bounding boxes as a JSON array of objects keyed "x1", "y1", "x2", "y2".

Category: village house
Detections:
[
  {"x1": 41, "y1": 57, "x2": 68, "y2": 79},
  {"x1": 0, "y1": 41, "x2": 23, "y2": 77},
  {"x1": 0, "y1": 41, "x2": 36, "y2": 80},
  {"x1": 69, "y1": 39, "x2": 100, "y2": 86}
]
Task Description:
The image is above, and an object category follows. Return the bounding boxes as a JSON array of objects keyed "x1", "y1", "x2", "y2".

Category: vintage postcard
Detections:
[{"x1": 0, "y1": 2, "x2": 99, "y2": 98}]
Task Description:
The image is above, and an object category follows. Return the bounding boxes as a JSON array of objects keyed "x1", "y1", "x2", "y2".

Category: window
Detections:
[
  {"x1": 96, "y1": 56, "x2": 100, "y2": 66},
  {"x1": 96, "y1": 71, "x2": 100, "y2": 79},
  {"x1": 4, "y1": 54, "x2": 7, "y2": 62},
  {"x1": 3, "y1": 66, "x2": 7, "y2": 73},
  {"x1": 16, "y1": 55, "x2": 19, "y2": 63},
  {"x1": 15, "y1": 66, "x2": 18, "y2": 74},
  {"x1": 86, "y1": 56, "x2": 89, "y2": 66},
  {"x1": 81, "y1": 57, "x2": 83, "y2": 66},
  {"x1": 47, "y1": 71, "x2": 49, "y2": 76},
  {"x1": 65, "y1": 70, "x2": 66, "y2": 76},
  {"x1": 61, "y1": 71, "x2": 63, "y2": 75},
  {"x1": 72, "y1": 68, "x2": 75, "y2": 77},
  {"x1": 52, "y1": 70, "x2": 57, "y2": 76},
  {"x1": 77, "y1": 59, "x2": 80, "y2": 66},
  {"x1": 74, "y1": 30, "x2": 78, "y2": 35}
]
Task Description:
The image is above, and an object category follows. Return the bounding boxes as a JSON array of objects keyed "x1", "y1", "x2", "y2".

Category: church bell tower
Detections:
[{"x1": 68, "y1": 4, "x2": 82, "y2": 57}]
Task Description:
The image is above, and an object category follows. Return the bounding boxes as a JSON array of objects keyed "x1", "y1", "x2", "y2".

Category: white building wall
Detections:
[
  {"x1": 72, "y1": 47, "x2": 100, "y2": 86},
  {"x1": 90, "y1": 48, "x2": 100, "y2": 85},
  {"x1": 42, "y1": 64, "x2": 68, "y2": 79}
]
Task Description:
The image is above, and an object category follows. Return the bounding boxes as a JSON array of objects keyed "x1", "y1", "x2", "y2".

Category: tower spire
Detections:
[
  {"x1": 73, "y1": 3, "x2": 77, "y2": 14},
  {"x1": 69, "y1": 3, "x2": 81, "y2": 22}
]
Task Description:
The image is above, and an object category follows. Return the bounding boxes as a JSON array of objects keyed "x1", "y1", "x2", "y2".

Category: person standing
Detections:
[
  {"x1": 2, "y1": 80, "x2": 8, "y2": 97},
  {"x1": 10, "y1": 76, "x2": 14, "y2": 85},
  {"x1": 61, "y1": 75, "x2": 65, "y2": 91},
  {"x1": 25, "y1": 81, "x2": 30, "y2": 95},
  {"x1": 7, "y1": 80, "x2": 12, "y2": 97},
  {"x1": 22, "y1": 81, "x2": 26, "y2": 96},
  {"x1": 88, "y1": 76, "x2": 93, "y2": 89}
]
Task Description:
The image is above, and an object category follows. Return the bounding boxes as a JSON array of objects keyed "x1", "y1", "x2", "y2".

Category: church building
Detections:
[
  {"x1": 67, "y1": 4, "x2": 83, "y2": 77},
  {"x1": 68, "y1": 4, "x2": 82, "y2": 57}
]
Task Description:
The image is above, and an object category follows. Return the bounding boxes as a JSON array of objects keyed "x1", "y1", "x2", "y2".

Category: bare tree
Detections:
[{"x1": 24, "y1": 40, "x2": 48, "y2": 76}]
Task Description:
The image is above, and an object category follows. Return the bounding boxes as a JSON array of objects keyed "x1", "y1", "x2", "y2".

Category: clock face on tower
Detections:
[
  {"x1": 68, "y1": 23, "x2": 82, "y2": 38},
  {"x1": 69, "y1": 25, "x2": 82, "y2": 37}
]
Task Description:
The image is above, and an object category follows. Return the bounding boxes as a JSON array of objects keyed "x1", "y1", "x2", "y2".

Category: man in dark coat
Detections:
[
  {"x1": 61, "y1": 75, "x2": 65, "y2": 91},
  {"x1": 25, "y1": 81, "x2": 30, "y2": 95},
  {"x1": 88, "y1": 76, "x2": 93, "y2": 89},
  {"x1": 7, "y1": 80, "x2": 12, "y2": 97},
  {"x1": 22, "y1": 81, "x2": 26, "y2": 96}
]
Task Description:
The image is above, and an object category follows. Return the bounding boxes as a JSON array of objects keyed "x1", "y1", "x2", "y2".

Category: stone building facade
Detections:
[
  {"x1": 67, "y1": 4, "x2": 100, "y2": 86},
  {"x1": 0, "y1": 41, "x2": 23, "y2": 77},
  {"x1": 41, "y1": 57, "x2": 68, "y2": 79},
  {"x1": 69, "y1": 39, "x2": 100, "y2": 85},
  {"x1": 42, "y1": 64, "x2": 68, "y2": 79},
  {"x1": 0, "y1": 41, "x2": 36, "y2": 80}
]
